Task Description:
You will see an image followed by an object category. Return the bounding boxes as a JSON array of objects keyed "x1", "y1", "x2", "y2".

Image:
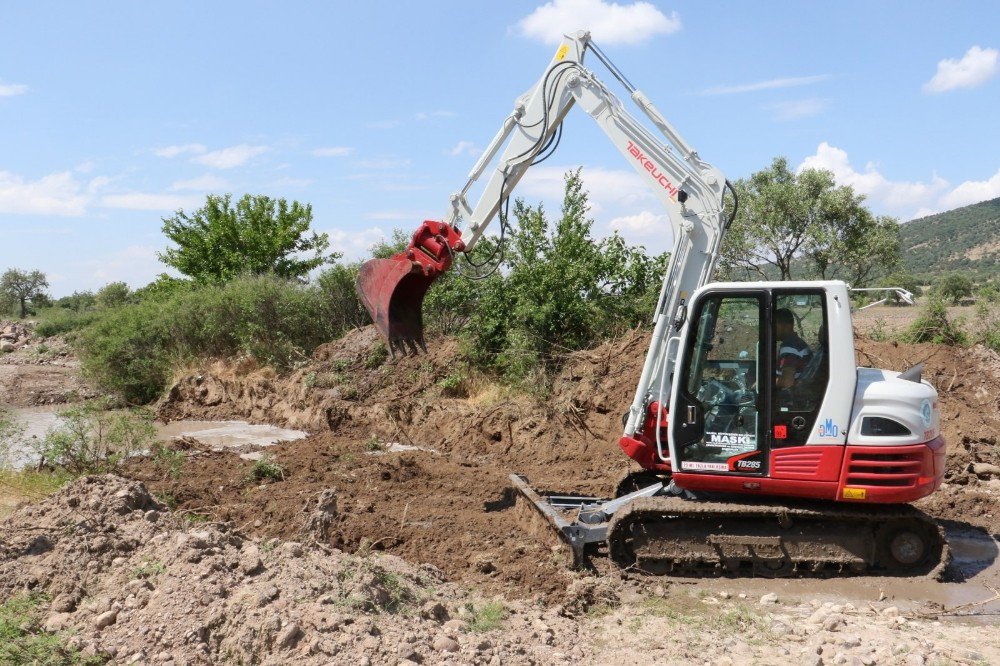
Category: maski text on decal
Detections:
[{"x1": 708, "y1": 433, "x2": 754, "y2": 446}]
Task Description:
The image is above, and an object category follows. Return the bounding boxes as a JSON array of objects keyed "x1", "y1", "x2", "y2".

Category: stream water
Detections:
[{"x1": 4, "y1": 405, "x2": 308, "y2": 469}]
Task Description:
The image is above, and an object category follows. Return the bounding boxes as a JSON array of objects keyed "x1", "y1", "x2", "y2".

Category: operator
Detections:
[{"x1": 774, "y1": 308, "x2": 812, "y2": 389}]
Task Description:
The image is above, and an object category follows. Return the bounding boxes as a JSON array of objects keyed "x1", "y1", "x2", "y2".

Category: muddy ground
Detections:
[{"x1": 3, "y1": 320, "x2": 1000, "y2": 664}]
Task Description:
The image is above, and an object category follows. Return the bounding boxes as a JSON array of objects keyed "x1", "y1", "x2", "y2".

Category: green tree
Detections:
[
  {"x1": 936, "y1": 273, "x2": 973, "y2": 305},
  {"x1": 96, "y1": 281, "x2": 132, "y2": 308},
  {"x1": 159, "y1": 194, "x2": 335, "y2": 282},
  {"x1": 465, "y1": 170, "x2": 667, "y2": 379},
  {"x1": 0, "y1": 269, "x2": 49, "y2": 318},
  {"x1": 721, "y1": 157, "x2": 900, "y2": 284}
]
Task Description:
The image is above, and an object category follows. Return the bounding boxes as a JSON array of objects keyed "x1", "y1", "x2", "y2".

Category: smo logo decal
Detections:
[
  {"x1": 920, "y1": 400, "x2": 933, "y2": 428},
  {"x1": 817, "y1": 418, "x2": 840, "y2": 438}
]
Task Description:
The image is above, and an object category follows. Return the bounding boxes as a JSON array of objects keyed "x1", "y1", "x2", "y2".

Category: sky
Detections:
[{"x1": 2, "y1": 0, "x2": 999, "y2": 296}]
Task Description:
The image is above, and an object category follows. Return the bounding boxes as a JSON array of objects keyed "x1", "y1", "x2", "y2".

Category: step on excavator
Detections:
[{"x1": 356, "y1": 31, "x2": 949, "y2": 577}]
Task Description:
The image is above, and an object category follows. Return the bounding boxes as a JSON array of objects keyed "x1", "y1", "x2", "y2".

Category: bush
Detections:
[
  {"x1": 30, "y1": 400, "x2": 157, "y2": 474},
  {"x1": 935, "y1": 273, "x2": 973, "y2": 305},
  {"x1": 77, "y1": 274, "x2": 348, "y2": 403},
  {"x1": 902, "y1": 295, "x2": 967, "y2": 345},
  {"x1": 463, "y1": 171, "x2": 667, "y2": 381},
  {"x1": 34, "y1": 306, "x2": 100, "y2": 338}
]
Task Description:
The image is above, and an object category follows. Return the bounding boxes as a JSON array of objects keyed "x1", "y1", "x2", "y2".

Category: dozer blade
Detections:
[{"x1": 356, "y1": 256, "x2": 435, "y2": 356}]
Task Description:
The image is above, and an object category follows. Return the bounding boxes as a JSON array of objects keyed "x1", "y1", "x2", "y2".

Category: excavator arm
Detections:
[{"x1": 357, "y1": 31, "x2": 732, "y2": 445}]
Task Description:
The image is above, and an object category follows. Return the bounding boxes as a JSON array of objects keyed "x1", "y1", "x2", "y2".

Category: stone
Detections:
[
  {"x1": 760, "y1": 592, "x2": 779, "y2": 605},
  {"x1": 433, "y1": 635, "x2": 460, "y2": 653},
  {"x1": 51, "y1": 593, "x2": 77, "y2": 613},
  {"x1": 420, "y1": 601, "x2": 448, "y2": 622},
  {"x1": 44, "y1": 613, "x2": 73, "y2": 632},
  {"x1": 904, "y1": 654, "x2": 925, "y2": 666},
  {"x1": 822, "y1": 615, "x2": 844, "y2": 632},
  {"x1": 240, "y1": 545, "x2": 264, "y2": 575},
  {"x1": 276, "y1": 623, "x2": 302, "y2": 649},
  {"x1": 0, "y1": 340, "x2": 14, "y2": 353},
  {"x1": 839, "y1": 634, "x2": 861, "y2": 648},
  {"x1": 972, "y1": 462, "x2": 1000, "y2": 478},
  {"x1": 881, "y1": 606, "x2": 899, "y2": 617},
  {"x1": 94, "y1": 609, "x2": 118, "y2": 630},
  {"x1": 443, "y1": 619, "x2": 467, "y2": 634}
]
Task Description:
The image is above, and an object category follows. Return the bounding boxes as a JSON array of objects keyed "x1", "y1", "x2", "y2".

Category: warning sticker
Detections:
[
  {"x1": 842, "y1": 487, "x2": 867, "y2": 500},
  {"x1": 555, "y1": 44, "x2": 569, "y2": 61}
]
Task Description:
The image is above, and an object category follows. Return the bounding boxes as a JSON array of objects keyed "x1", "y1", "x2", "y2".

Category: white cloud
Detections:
[
  {"x1": 192, "y1": 144, "x2": 268, "y2": 169},
  {"x1": 798, "y1": 142, "x2": 949, "y2": 217},
  {"x1": 515, "y1": 0, "x2": 680, "y2": 46},
  {"x1": 169, "y1": 174, "x2": 231, "y2": 192},
  {"x1": 798, "y1": 142, "x2": 1000, "y2": 219},
  {"x1": 939, "y1": 168, "x2": 1000, "y2": 209},
  {"x1": 78, "y1": 245, "x2": 161, "y2": 287},
  {"x1": 324, "y1": 226, "x2": 390, "y2": 260},
  {"x1": 101, "y1": 192, "x2": 201, "y2": 211},
  {"x1": 0, "y1": 170, "x2": 90, "y2": 216},
  {"x1": 154, "y1": 143, "x2": 206, "y2": 158},
  {"x1": 364, "y1": 210, "x2": 429, "y2": 221},
  {"x1": 312, "y1": 146, "x2": 353, "y2": 157},
  {"x1": 355, "y1": 158, "x2": 412, "y2": 170},
  {"x1": 518, "y1": 164, "x2": 652, "y2": 215},
  {"x1": 765, "y1": 98, "x2": 829, "y2": 121},
  {"x1": 698, "y1": 75, "x2": 828, "y2": 96},
  {"x1": 923, "y1": 45, "x2": 1000, "y2": 94},
  {"x1": 447, "y1": 140, "x2": 480, "y2": 157},
  {"x1": 415, "y1": 110, "x2": 457, "y2": 121},
  {"x1": 366, "y1": 120, "x2": 400, "y2": 130},
  {"x1": 609, "y1": 210, "x2": 668, "y2": 236},
  {"x1": 0, "y1": 81, "x2": 27, "y2": 97}
]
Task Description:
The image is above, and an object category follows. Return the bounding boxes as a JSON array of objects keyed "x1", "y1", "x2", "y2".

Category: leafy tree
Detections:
[
  {"x1": 96, "y1": 281, "x2": 132, "y2": 308},
  {"x1": 936, "y1": 273, "x2": 973, "y2": 305},
  {"x1": 720, "y1": 157, "x2": 899, "y2": 284},
  {"x1": 879, "y1": 272, "x2": 922, "y2": 304},
  {"x1": 55, "y1": 291, "x2": 96, "y2": 312},
  {"x1": 465, "y1": 170, "x2": 667, "y2": 379},
  {"x1": 159, "y1": 194, "x2": 335, "y2": 282},
  {"x1": 0, "y1": 269, "x2": 49, "y2": 318}
]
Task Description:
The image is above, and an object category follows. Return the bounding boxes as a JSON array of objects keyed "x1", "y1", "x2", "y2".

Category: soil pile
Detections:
[
  {"x1": 147, "y1": 327, "x2": 1000, "y2": 598},
  {"x1": 4, "y1": 476, "x2": 997, "y2": 665},
  {"x1": 0, "y1": 323, "x2": 91, "y2": 406}
]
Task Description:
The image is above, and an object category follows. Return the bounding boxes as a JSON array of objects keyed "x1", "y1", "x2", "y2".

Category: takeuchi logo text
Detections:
[{"x1": 626, "y1": 140, "x2": 678, "y2": 199}]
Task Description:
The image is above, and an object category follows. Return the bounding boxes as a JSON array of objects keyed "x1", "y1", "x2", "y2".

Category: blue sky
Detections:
[{"x1": 2, "y1": 1, "x2": 999, "y2": 296}]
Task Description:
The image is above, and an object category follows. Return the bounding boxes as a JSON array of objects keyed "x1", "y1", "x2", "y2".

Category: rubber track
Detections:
[{"x1": 607, "y1": 496, "x2": 951, "y2": 579}]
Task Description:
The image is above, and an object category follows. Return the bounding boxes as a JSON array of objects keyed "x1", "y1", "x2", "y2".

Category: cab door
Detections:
[{"x1": 670, "y1": 291, "x2": 769, "y2": 475}]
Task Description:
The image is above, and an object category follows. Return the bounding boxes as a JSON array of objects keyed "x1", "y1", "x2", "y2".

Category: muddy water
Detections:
[
  {"x1": 4, "y1": 406, "x2": 308, "y2": 468},
  {"x1": 691, "y1": 525, "x2": 1000, "y2": 624}
]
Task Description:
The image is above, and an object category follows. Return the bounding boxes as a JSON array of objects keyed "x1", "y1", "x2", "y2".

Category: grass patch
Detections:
[
  {"x1": 0, "y1": 593, "x2": 106, "y2": 665},
  {"x1": 246, "y1": 455, "x2": 285, "y2": 483},
  {"x1": 0, "y1": 469, "x2": 74, "y2": 518},
  {"x1": 130, "y1": 557, "x2": 167, "y2": 581},
  {"x1": 467, "y1": 601, "x2": 506, "y2": 632}
]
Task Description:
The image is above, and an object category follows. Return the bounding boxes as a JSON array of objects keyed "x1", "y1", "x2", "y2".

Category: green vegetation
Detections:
[
  {"x1": 935, "y1": 273, "x2": 974, "y2": 304},
  {"x1": 899, "y1": 196, "x2": 1000, "y2": 282},
  {"x1": 25, "y1": 401, "x2": 157, "y2": 475},
  {"x1": 466, "y1": 601, "x2": 506, "y2": 632},
  {"x1": 160, "y1": 194, "x2": 335, "y2": 282},
  {"x1": 721, "y1": 157, "x2": 900, "y2": 284},
  {"x1": 151, "y1": 443, "x2": 184, "y2": 479},
  {"x1": 130, "y1": 557, "x2": 167, "y2": 581},
  {"x1": 0, "y1": 268, "x2": 49, "y2": 318},
  {"x1": 246, "y1": 455, "x2": 284, "y2": 482},
  {"x1": 0, "y1": 593, "x2": 105, "y2": 665},
  {"x1": 902, "y1": 296, "x2": 968, "y2": 345}
]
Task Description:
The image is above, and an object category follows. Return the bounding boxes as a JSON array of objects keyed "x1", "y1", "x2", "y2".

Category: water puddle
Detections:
[{"x1": 2, "y1": 406, "x2": 308, "y2": 468}]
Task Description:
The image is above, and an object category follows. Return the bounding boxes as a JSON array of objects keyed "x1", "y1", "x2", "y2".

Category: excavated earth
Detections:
[{"x1": 142, "y1": 328, "x2": 1000, "y2": 597}]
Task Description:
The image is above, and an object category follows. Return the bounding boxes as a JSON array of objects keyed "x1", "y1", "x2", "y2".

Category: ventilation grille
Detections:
[{"x1": 846, "y1": 451, "x2": 923, "y2": 487}]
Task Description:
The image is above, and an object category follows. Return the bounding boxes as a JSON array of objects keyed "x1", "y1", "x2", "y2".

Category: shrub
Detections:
[
  {"x1": 34, "y1": 306, "x2": 99, "y2": 338},
  {"x1": 246, "y1": 455, "x2": 284, "y2": 482},
  {"x1": 902, "y1": 295, "x2": 967, "y2": 345},
  {"x1": 935, "y1": 273, "x2": 973, "y2": 305},
  {"x1": 32, "y1": 401, "x2": 157, "y2": 475}
]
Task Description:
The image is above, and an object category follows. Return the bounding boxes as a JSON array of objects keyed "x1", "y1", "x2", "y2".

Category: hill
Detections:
[{"x1": 900, "y1": 196, "x2": 1000, "y2": 282}]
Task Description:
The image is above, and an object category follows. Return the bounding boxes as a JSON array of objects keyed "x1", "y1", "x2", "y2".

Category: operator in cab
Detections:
[{"x1": 775, "y1": 308, "x2": 812, "y2": 389}]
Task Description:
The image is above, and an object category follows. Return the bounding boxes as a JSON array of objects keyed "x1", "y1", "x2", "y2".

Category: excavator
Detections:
[{"x1": 356, "y1": 31, "x2": 948, "y2": 577}]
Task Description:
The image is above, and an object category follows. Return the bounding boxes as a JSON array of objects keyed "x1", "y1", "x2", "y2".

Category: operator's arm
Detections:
[{"x1": 776, "y1": 366, "x2": 796, "y2": 390}]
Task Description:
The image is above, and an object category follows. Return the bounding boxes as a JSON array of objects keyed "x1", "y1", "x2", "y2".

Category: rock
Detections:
[
  {"x1": 442, "y1": 619, "x2": 467, "y2": 634},
  {"x1": 839, "y1": 634, "x2": 861, "y2": 648},
  {"x1": 433, "y1": 635, "x2": 460, "y2": 653},
  {"x1": 807, "y1": 608, "x2": 830, "y2": 624},
  {"x1": 771, "y1": 621, "x2": 791, "y2": 636},
  {"x1": 882, "y1": 606, "x2": 899, "y2": 617},
  {"x1": 143, "y1": 510, "x2": 160, "y2": 522},
  {"x1": 904, "y1": 654, "x2": 925, "y2": 666},
  {"x1": 759, "y1": 592, "x2": 779, "y2": 605},
  {"x1": 0, "y1": 340, "x2": 14, "y2": 353},
  {"x1": 51, "y1": 593, "x2": 77, "y2": 613},
  {"x1": 822, "y1": 615, "x2": 844, "y2": 632},
  {"x1": 44, "y1": 613, "x2": 73, "y2": 632},
  {"x1": 239, "y1": 545, "x2": 263, "y2": 575},
  {"x1": 94, "y1": 609, "x2": 118, "y2": 630},
  {"x1": 833, "y1": 653, "x2": 848, "y2": 665},
  {"x1": 718, "y1": 591, "x2": 731, "y2": 599},
  {"x1": 420, "y1": 601, "x2": 449, "y2": 622},
  {"x1": 282, "y1": 541, "x2": 304, "y2": 558},
  {"x1": 276, "y1": 623, "x2": 302, "y2": 649},
  {"x1": 972, "y1": 462, "x2": 1000, "y2": 478}
]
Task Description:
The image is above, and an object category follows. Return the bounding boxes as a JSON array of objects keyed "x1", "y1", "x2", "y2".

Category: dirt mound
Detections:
[
  {"x1": 148, "y1": 327, "x2": 1000, "y2": 600},
  {"x1": 0, "y1": 474, "x2": 604, "y2": 665}
]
